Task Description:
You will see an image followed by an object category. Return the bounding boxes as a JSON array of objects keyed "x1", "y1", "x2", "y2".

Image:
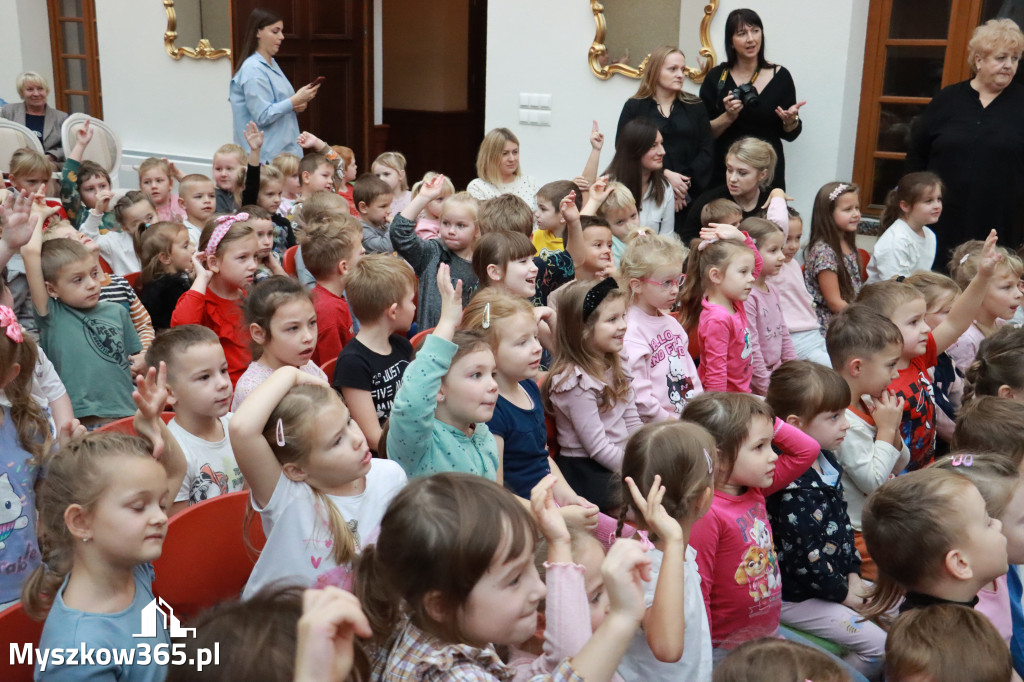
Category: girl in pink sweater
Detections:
[
  {"x1": 677, "y1": 223, "x2": 763, "y2": 393},
  {"x1": 619, "y1": 228, "x2": 702, "y2": 421},
  {"x1": 543, "y1": 278, "x2": 642, "y2": 512}
]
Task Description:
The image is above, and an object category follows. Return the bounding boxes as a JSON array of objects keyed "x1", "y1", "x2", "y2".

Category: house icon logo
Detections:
[{"x1": 133, "y1": 597, "x2": 196, "y2": 638}]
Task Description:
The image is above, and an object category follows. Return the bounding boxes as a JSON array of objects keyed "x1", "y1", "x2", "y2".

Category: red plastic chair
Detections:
[
  {"x1": 410, "y1": 327, "x2": 434, "y2": 351},
  {"x1": 98, "y1": 256, "x2": 113, "y2": 274},
  {"x1": 282, "y1": 245, "x2": 299, "y2": 277},
  {"x1": 95, "y1": 412, "x2": 175, "y2": 434},
  {"x1": 152, "y1": 491, "x2": 266, "y2": 622},
  {"x1": 858, "y1": 248, "x2": 871, "y2": 283},
  {"x1": 0, "y1": 603, "x2": 45, "y2": 682},
  {"x1": 319, "y1": 356, "x2": 338, "y2": 379},
  {"x1": 123, "y1": 271, "x2": 141, "y2": 290}
]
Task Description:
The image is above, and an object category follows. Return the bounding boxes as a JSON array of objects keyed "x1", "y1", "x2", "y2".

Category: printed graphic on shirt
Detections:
[
  {"x1": 84, "y1": 317, "x2": 128, "y2": 367},
  {"x1": 371, "y1": 361, "x2": 409, "y2": 421},
  {"x1": 0, "y1": 473, "x2": 28, "y2": 550},
  {"x1": 665, "y1": 353, "x2": 697, "y2": 415},
  {"x1": 740, "y1": 327, "x2": 752, "y2": 361},
  {"x1": 189, "y1": 464, "x2": 229, "y2": 505},
  {"x1": 893, "y1": 369, "x2": 937, "y2": 471},
  {"x1": 733, "y1": 509, "x2": 782, "y2": 612},
  {"x1": 307, "y1": 518, "x2": 360, "y2": 591}
]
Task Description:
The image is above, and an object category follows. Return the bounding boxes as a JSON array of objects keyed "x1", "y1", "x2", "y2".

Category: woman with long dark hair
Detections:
[
  {"x1": 229, "y1": 8, "x2": 319, "y2": 162},
  {"x1": 603, "y1": 118, "x2": 675, "y2": 235}
]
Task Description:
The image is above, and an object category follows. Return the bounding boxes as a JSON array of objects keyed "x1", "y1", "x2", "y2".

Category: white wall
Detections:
[
  {"x1": 0, "y1": 0, "x2": 55, "y2": 107},
  {"x1": 484, "y1": 0, "x2": 870, "y2": 217}
]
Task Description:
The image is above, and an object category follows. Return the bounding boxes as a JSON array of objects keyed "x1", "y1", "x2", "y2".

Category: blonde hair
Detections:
[
  {"x1": 345, "y1": 254, "x2": 418, "y2": 322},
  {"x1": 440, "y1": 192, "x2": 480, "y2": 232},
  {"x1": 301, "y1": 213, "x2": 362, "y2": 279},
  {"x1": 948, "y1": 239, "x2": 1023, "y2": 289},
  {"x1": 618, "y1": 228, "x2": 686, "y2": 304},
  {"x1": 460, "y1": 289, "x2": 535, "y2": 352},
  {"x1": 726, "y1": 137, "x2": 777, "y2": 189},
  {"x1": 476, "y1": 128, "x2": 521, "y2": 185},
  {"x1": 178, "y1": 173, "x2": 214, "y2": 197},
  {"x1": 372, "y1": 152, "x2": 409, "y2": 190},
  {"x1": 215, "y1": 143, "x2": 247, "y2": 166},
  {"x1": 677, "y1": 236, "x2": 755, "y2": 332},
  {"x1": 477, "y1": 194, "x2": 533, "y2": 236},
  {"x1": 258, "y1": 164, "x2": 284, "y2": 191},
  {"x1": 138, "y1": 157, "x2": 173, "y2": 183},
  {"x1": 15, "y1": 71, "x2": 49, "y2": 98},
  {"x1": 714, "y1": 638, "x2": 851, "y2": 682},
  {"x1": 271, "y1": 152, "x2": 300, "y2": 178},
  {"x1": 139, "y1": 221, "x2": 189, "y2": 285},
  {"x1": 933, "y1": 452, "x2": 1020, "y2": 519},
  {"x1": 9, "y1": 148, "x2": 51, "y2": 180},
  {"x1": 598, "y1": 181, "x2": 636, "y2": 215},
  {"x1": 903, "y1": 271, "x2": 961, "y2": 310},
  {"x1": 23, "y1": 433, "x2": 156, "y2": 620},
  {"x1": 856, "y1": 279, "x2": 925, "y2": 319},
  {"x1": 295, "y1": 191, "x2": 349, "y2": 234},
  {"x1": 411, "y1": 171, "x2": 454, "y2": 202},
  {"x1": 701, "y1": 198, "x2": 743, "y2": 227},
  {"x1": 968, "y1": 18, "x2": 1024, "y2": 74}
]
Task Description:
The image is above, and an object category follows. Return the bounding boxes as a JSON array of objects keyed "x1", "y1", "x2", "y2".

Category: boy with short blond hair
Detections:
[
  {"x1": 146, "y1": 324, "x2": 243, "y2": 514},
  {"x1": 353, "y1": 173, "x2": 394, "y2": 254},
  {"x1": 178, "y1": 173, "x2": 217, "y2": 245},
  {"x1": 700, "y1": 198, "x2": 743, "y2": 228},
  {"x1": 332, "y1": 254, "x2": 417, "y2": 452},
  {"x1": 304, "y1": 213, "x2": 364, "y2": 367},
  {"x1": 213, "y1": 143, "x2": 246, "y2": 213}
]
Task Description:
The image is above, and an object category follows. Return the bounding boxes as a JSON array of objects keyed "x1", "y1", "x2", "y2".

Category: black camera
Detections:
[{"x1": 730, "y1": 82, "x2": 759, "y2": 108}]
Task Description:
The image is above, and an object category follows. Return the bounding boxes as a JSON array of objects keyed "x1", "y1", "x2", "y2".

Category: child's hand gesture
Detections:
[
  {"x1": 297, "y1": 131, "x2": 324, "y2": 151},
  {"x1": 244, "y1": 122, "x2": 264, "y2": 153},
  {"x1": 588, "y1": 175, "x2": 612, "y2": 206},
  {"x1": 559, "y1": 190, "x2": 580, "y2": 225},
  {"x1": 435, "y1": 262, "x2": 464, "y2": 336},
  {"x1": 868, "y1": 390, "x2": 905, "y2": 447},
  {"x1": 977, "y1": 229, "x2": 1002, "y2": 278},
  {"x1": 572, "y1": 176, "x2": 591, "y2": 193},
  {"x1": 163, "y1": 158, "x2": 184, "y2": 182},
  {"x1": 419, "y1": 173, "x2": 447, "y2": 201},
  {"x1": 530, "y1": 474, "x2": 572, "y2": 549},
  {"x1": 625, "y1": 475, "x2": 684, "y2": 544},
  {"x1": 0, "y1": 190, "x2": 39, "y2": 251},
  {"x1": 95, "y1": 189, "x2": 114, "y2": 214},
  {"x1": 191, "y1": 252, "x2": 211, "y2": 284},
  {"x1": 294, "y1": 587, "x2": 372, "y2": 682},
  {"x1": 74, "y1": 118, "x2": 94, "y2": 148},
  {"x1": 761, "y1": 187, "x2": 793, "y2": 208},
  {"x1": 699, "y1": 222, "x2": 743, "y2": 243},
  {"x1": 589, "y1": 120, "x2": 604, "y2": 150},
  {"x1": 133, "y1": 362, "x2": 170, "y2": 459},
  {"x1": 602, "y1": 539, "x2": 650, "y2": 625},
  {"x1": 57, "y1": 418, "x2": 86, "y2": 449}
]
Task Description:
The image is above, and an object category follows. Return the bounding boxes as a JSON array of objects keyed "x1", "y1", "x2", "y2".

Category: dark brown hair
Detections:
[
  {"x1": 825, "y1": 303, "x2": 903, "y2": 371},
  {"x1": 472, "y1": 230, "x2": 535, "y2": 286},
  {"x1": 234, "y1": 7, "x2": 284, "y2": 71},
  {"x1": 352, "y1": 173, "x2": 392, "y2": 208},
  {"x1": 344, "y1": 254, "x2": 417, "y2": 322},
  {"x1": 965, "y1": 324, "x2": 1024, "y2": 398},
  {"x1": 880, "y1": 171, "x2": 944, "y2": 233},
  {"x1": 765, "y1": 360, "x2": 850, "y2": 423},
  {"x1": 807, "y1": 181, "x2": 860, "y2": 303},
  {"x1": 681, "y1": 392, "x2": 774, "y2": 486},
  {"x1": 603, "y1": 117, "x2": 667, "y2": 210},
  {"x1": 952, "y1": 396, "x2": 1024, "y2": 466},
  {"x1": 243, "y1": 276, "x2": 313, "y2": 359}
]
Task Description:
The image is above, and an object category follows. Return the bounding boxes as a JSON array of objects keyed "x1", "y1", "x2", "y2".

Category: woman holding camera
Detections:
[{"x1": 699, "y1": 8, "x2": 804, "y2": 191}]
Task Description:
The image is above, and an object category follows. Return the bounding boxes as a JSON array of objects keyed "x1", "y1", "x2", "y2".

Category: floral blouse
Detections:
[{"x1": 803, "y1": 241, "x2": 862, "y2": 333}]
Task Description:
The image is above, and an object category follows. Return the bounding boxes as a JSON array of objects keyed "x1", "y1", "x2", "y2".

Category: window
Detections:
[
  {"x1": 852, "y1": 0, "x2": 1022, "y2": 214},
  {"x1": 47, "y1": 0, "x2": 102, "y2": 117}
]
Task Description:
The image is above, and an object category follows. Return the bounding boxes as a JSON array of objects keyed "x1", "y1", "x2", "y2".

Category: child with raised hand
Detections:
[
  {"x1": 616, "y1": 422, "x2": 716, "y2": 681},
  {"x1": 966, "y1": 324, "x2": 1024, "y2": 400},
  {"x1": 585, "y1": 180, "x2": 639, "y2": 266},
  {"x1": 229, "y1": 365, "x2": 407, "y2": 597},
  {"x1": 231, "y1": 276, "x2": 327, "y2": 410},
  {"x1": 677, "y1": 221, "x2": 763, "y2": 393},
  {"x1": 171, "y1": 213, "x2": 260, "y2": 386},
  {"x1": 857, "y1": 232, "x2": 1001, "y2": 470},
  {"x1": 543, "y1": 278, "x2": 642, "y2": 512},
  {"x1": 138, "y1": 157, "x2": 185, "y2": 223},
  {"x1": 619, "y1": 228, "x2": 701, "y2": 421},
  {"x1": 743, "y1": 215, "x2": 797, "y2": 395},
  {"x1": 861, "y1": 468, "x2": 1008, "y2": 620},
  {"x1": 242, "y1": 122, "x2": 297, "y2": 256},
  {"x1": 59, "y1": 117, "x2": 119, "y2": 234},
  {"x1": 356, "y1": 472, "x2": 647, "y2": 682},
  {"x1": 714, "y1": 638, "x2": 852, "y2": 682},
  {"x1": 138, "y1": 221, "x2": 195, "y2": 330},
  {"x1": 683, "y1": 391, "x2": 821, "y2": 656},
  {"x1": 372, "y1": 151, "x2": 412, "y2": 216},
  {"x1": 393, "y1": 174, "x2": 480, "y2": 329},
  {"x1": 803, "y1": 182, "x2": 864, "y2": 333},
  {"x1": 26, "y1": 364, "x2": 186, "y2": 680},
  {"x1": 826, "y1": 305, "x2": 908, "y2": 578},
  {"x1": 0, "y1": 307, "x2": 51, "y2": 609},
  {"x1": 386, "y1": 263, "x2": 500, "y2": 480},
  {"x1": 765, "y1": 360, "x2": 887, "y2": 680},
  {"x1": 409, "y1": 171, "x2": 454, "y2": 240},
  {"x1": 933, "y1": 453, "x2": 1024, "y2": 645},
  {"x1": 946, "y1": 237, "x2": 1023, "y2": 370},
  {"x1": 82, "y1": 190, "x2": 154, "y2": 275},
  {"x1": 866, "y1": 171, "x2": 942, "y2": 283}
]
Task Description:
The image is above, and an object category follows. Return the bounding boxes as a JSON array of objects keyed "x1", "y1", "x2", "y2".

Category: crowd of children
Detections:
[{"x1": 2, "y1": 101, "x2": 1024, "y2": 682}]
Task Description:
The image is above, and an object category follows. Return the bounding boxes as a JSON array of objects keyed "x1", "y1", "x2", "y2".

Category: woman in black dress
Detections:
[
  {"x1": 699, "y1": 8, "x2": 805, "y2": 191},
  {"x1": 616, "y1": 46, "x2": 714, "y2": 226},
  {"x1": 906, "y1": 18, "x2": 1024, "y2": 260}
]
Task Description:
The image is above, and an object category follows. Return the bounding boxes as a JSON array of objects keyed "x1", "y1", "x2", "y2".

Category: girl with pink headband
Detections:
[{"x1": 170, "y1": 212, "x2": 260, "y2": 385}]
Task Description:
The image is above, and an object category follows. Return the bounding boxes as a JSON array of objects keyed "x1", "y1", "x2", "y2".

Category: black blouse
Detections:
[
  {"x1": 615, "y1": 97, "x2": 715, "y2": 198},
  {"x1": 699, "y1": 64, "x2": 802, "y2": 191},
  {"x1": 906, "y1": 80, "x2": 1024, "y2": 260},
  {"x1": 679, "y1": 183, "x2": 771, "y2": 244}
]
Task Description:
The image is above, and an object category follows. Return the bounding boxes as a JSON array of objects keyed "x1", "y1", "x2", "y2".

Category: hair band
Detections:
[
  {"x1": 276, "y1": 418, "x2": 286, "y2": 447},
  {"x1": 951, "y1": 454, "x2": 974, "y2": 467},
  {"x1": 703, "y1": 448, "x2": 713, "y2": 475},
  {"x1": 696, "y1": 237, "x2": 719, "y2": 252},
  {"x1": 0, "y1": 306, "x2": 23, "y2": 344},
  {"x1": 895, "y1": 275, "x2": 906, "y2": 283},
  {"x1": 959, "y1": 253, "x2": 971, "y2": 265},
  {"x1": 483, "y1": 302, "x2": 491, "y2": 329},
  {"x1": 206, "y1": 212, "x2": 250, "y2": 257},
  {"x1": 828, "y1": 184, "x2": 848, "y2": 202},
  {"x1": 582, "y1": 277, "x2": 618, "y2": 320}
]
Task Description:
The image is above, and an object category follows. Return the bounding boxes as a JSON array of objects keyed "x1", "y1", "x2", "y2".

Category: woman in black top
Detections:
[
  {"x1": 906, "y1": 18, "x2": 1024, "y2": 260},
  {"x1": 699, "y1": 9, "x2": 804, "y2": 191},
  {"x1": 616, "y1": 46, "x2": 714, "y2": 227}
]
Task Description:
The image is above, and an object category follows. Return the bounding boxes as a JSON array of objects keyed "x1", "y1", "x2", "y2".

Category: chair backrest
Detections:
[
  {"x1": 319, "y1": 356, "x2": 337, "y2": 379},
  {"x1": 95, "y1": 412, "x2": 175, "y2": 434},
  {"x1": 152, "y1": 490, "x2": 265, "y2": 622},
  {"x1": 61, "y1": 114, "x2": 122, "y2": 188},
  {"x1": 410, "y1": 327, "x2": 434, "y2": 351},
  {"x1": 857, "y1": 248, "x2": 870, "y2": 283},
  {"x1": 123, "y1": 271, "x2": 141, "y2": 290},
  {"x1": 0, "y1": 603, "x2": 46, "y2": 682},
  {"x1": 282, "y1": 245, "x2": 298, "y2": 276},
  {"x1": 0, "y1": 119, "x2": 45, "y2": 175}
]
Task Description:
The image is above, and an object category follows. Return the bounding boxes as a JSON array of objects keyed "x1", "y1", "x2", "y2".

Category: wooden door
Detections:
[
  {"x1": 232, "y1": 0, "x2": 372, "y2": 167},
  {"x1": 47, "y1": 0, "x2": 103, "y2": 117}
]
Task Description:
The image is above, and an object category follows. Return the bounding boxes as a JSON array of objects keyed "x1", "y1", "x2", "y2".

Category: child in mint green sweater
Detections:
[{"x1": 386, "y1": 263, "x2": 499, "y2": 480}]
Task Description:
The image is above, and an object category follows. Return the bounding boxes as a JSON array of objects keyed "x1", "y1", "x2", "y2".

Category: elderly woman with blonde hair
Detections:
[
  {"x1": 907, "y1": 18, "x2": 1024, "y2": 261},
  {"x1": 1, "y1": 71, "x2": 69, "y2": 164}
]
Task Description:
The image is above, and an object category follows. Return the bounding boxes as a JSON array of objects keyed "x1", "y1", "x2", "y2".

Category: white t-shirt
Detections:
[
  {"x1": 617, "y1": 543, "x2": 712, "y2": 682},
  {"x1": 168, "y1": 414, "x2": 244, "y2": 505},
  {"x1": 242, "y1": 458, "x2": 407, "y2": 599},
  {"x1": 866, "y1": 219, "x2": 936, "y2": 284}
]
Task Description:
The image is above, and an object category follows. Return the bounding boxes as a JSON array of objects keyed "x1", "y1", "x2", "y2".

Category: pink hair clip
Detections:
[
  {"x1": 696, "y1": 237, "x2": 719, "y2": 252},
  {"x1": 206, "y1": 212, "x2": 250, "y2": 257},
  {"x1": 951, "y1": 454, "x2": 974, "y2": 467},
  {"x1": 275, "y1": 418, "x2": 286, "y2": 447},
  {"x1": 703, "y1": 448, "x2": 714, "y2": 474},
  {"x1": 828, "y1": 184, "x2": 848, "y2": 202},
  {"x1": 0, "y1": 306, "x2": 22, "y2": 344}
]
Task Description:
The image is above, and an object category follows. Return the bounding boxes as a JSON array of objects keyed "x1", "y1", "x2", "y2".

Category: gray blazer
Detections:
[{"x1": 0, "y1": 101, "x2": 69, "y2": 162}]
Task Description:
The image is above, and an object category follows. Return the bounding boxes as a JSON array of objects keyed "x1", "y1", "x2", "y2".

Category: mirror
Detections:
[
  {"x1": 589, "y1": 0, "x2": 719, "y2": 82},
  {"x1": 164, "y1": 0, "x2": 232, "y2": 61}
]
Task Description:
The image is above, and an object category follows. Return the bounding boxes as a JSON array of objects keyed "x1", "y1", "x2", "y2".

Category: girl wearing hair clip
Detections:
[
  {"x1": 171, "y1": 212, "x2": 260, "y2": 386},
  {"x1": 543, "y1": 276, "x2": 642, "y2": 512},
  {"x1": 803, "y1": 181, "x2": 863, "y2": 333}
]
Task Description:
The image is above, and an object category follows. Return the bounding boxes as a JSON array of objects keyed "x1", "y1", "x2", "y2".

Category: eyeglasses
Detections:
[{"x1": 641, "y1": 275, "x2": 685, "y2": 290}]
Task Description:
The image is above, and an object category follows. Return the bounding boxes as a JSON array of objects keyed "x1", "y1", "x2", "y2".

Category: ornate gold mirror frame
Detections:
[
  {"x1": 588, "y1": 0, "x2": 719, "y2": 83},
  {"x1": 164, "y1": 0, "x2": 232, "y2": 61}
]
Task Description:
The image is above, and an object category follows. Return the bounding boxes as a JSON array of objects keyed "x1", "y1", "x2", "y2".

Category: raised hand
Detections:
[
  {"x1": 588, "y1": 175, "x2": 611, "y2": 205},
  {"x1": 419, "y1": 174, "x2": 447, "y2": 201},
  {"x1": 294, "y1": 587, "x2": 372, "y2": 682},
  {"x1": 530, "y1": 474, "x2": 572, "y2": 547},
  {"x1": 57, "y1": 418, "x2": 86, "y2": 449},
  {"x1": 75, "y1": 118, "x2": 94, "y2": 147},
  {"x1": 559, "y1": 190, "x2": 580, "y2": 225},
  {"x1": 625, "y1": 475, "x2": 684, "y2": 543},
  {"x1": 590, "y1": 120, "x2": 604, "y2": 150},
  {"x1": 572, "y1": 175, "x2": 591, "y2": 193},
  {"x1": 297, "y1": 130, "x2": 324, "y2": 151},
  {"x1": 699, "y1": 222, "x2": 743, "y2": 243},
  {"x1": 0, "y1": 190, "x2": 39, "y2": 250},
  {"x1": 133, "y1": 362, "x2": 170, "y2": 459},
  {"x1": 435, "y1": 262, "x2": 464, "y2": 337},
  {"x1": 761, "y1": 187, "x2": 794, "y2": 208},
  {"x1": 95, "y1": 189, "x2": 115, "y2": 215},
  {"x1": 244, "y1": 122, "x2": 264, "y2": 152},
  {"x1": 978, "y1": 229, "x2": 1003, "y2": 277}
]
